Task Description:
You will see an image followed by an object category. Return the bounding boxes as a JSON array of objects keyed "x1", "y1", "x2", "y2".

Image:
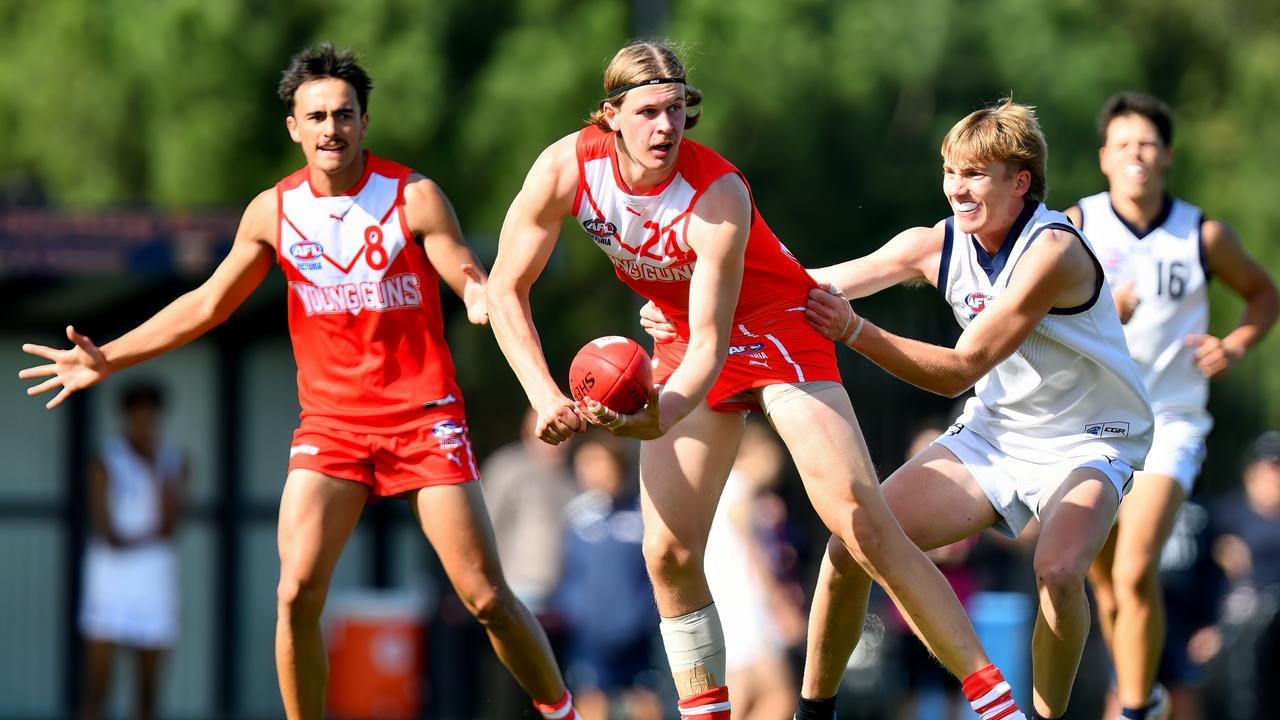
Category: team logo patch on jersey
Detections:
[
  {"x1": 1099, "y1": 247, "x2": 1127, "y2": 273},
  {"x1": 1084, "y1": 421, "x2": 1130, "y2": 438},
  {"x1": 583, "y1": 218, "x2": 617, "y2": 246},
  {"x1": 964, "y1": 292, "x2": 992, "y2": 313},
  {"x1": 290, "y1": 240, "x2": 324, "y2": 260},
  {"x1": 728, "y1": 342, "x2": 768, "y2": 360},
  {"x1": 432, "y1": 420, "x2": 467, "y2": 450}
]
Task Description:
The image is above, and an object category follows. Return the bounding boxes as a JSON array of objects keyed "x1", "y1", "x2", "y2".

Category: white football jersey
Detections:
[
  {"x1": 1078, "y1": 192, "x2": 1211, "y2": 418},
  {"x1": 939, "y1": 202, "x2": 1154, "y2": 467},
  {"x1": 100, "y1": 436, "x2": 183, "y2": 543}
]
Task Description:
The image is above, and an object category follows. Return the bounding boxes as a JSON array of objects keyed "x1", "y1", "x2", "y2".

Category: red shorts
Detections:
[
  {"x1": 653, "y1": 310, "x2": 841, "y2": 413},
  {"x1": 287, "y1": 413, "x2": 479, "y2": 499}
]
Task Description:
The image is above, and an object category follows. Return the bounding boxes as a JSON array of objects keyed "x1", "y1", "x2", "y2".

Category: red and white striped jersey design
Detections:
[
  {"x1": 572, "y1": 126, "x2": 818, "y2": 340},
  {"x1": 276, "y1": 153, "x2": 462, "y2": 432}
]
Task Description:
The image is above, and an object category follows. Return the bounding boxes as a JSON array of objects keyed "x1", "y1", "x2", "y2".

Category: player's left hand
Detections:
[
  {"x1": 460, "y1": 263, "x2": 489, "y2": 326},
  {"x1": 579, "y1": 387, "x2": 663, "y2": 440},
  {"x1": 1185, "y1": 333, "x2": 1241, "y2": 379},
  {"x1": 639, "y1": 301, "x2": 677, "y2": 344},
  {"x1": 805, "y1": 284, "x2": 862, "y2": 345}
]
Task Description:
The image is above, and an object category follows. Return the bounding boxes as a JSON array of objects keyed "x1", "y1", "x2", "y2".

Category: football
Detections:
[{"x1": 568, "y1": 336, "x2": 654, "y2": 415}]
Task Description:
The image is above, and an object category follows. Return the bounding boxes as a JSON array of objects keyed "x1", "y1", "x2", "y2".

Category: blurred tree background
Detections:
[{"x1": 2, "y1": 0, "x2": 1278, "y2": 488}]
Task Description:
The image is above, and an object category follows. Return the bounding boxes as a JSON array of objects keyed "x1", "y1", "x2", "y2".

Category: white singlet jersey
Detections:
[
  {"x1": 939, "y1": 201, "x2": 1154, "y2": 467},
  {"x1": 1077, "y1": 192, "x2": 1211, "y2": 417},
  {"x1": 100, "y1": 436, "x2": 183, "y2": 542}
]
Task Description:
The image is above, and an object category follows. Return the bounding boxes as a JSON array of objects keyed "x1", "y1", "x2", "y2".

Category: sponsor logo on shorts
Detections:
[
  {"x1": 432, "y1": 420, "x2": 467, "y2": 450},
  {"x1": 583, "y1": 218, "x2": 617, "y2": 246},
  {"x1": 290, "y1": 444, "x2": 320, "y2": 457},
  {"x1": 728, "y1": 342, "x2": 768, "y2": 360},
  {"x1": 1084, "y1": 421, "x2": 1130, "y2": 438},
  {"x1": 944, "y1": 423, "x2": 965, "y2": 436}
]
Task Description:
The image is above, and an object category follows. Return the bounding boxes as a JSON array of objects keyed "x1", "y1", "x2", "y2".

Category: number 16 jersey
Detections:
[
  {"x1": 1078, "y1": 192, "x2": 1209, "y2": 414},
  {"x1": 275, "y1": 153, "x2": 462, "y2": 433}
]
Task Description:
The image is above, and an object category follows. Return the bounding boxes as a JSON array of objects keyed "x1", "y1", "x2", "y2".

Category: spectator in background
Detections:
[
  {"x1": 481, "y1": 407, "x2": 577, "y2": 616},
  {"x1": 1198, "y1": 431, "x2": 1280, "y2": 719},
  {"x1": 705, "y1": 419, "x2": 806, "y2": 720},
  {"x1": 79, "y1": 382, "x2": 186, "y2": 720},
  {"x1": 554, "y1": 431, "x2": 663, "y2": 720}
]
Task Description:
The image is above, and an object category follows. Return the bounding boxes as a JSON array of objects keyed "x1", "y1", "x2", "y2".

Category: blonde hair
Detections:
[
  {"x1": 588, "y1": 39, "x2": 703, "y2": 132},
  {"x1": 941, "y1": 98, "x2": 1048, "y2": 203}
]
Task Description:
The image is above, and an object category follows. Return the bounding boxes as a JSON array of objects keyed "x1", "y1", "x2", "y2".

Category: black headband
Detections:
[{"x1": 605, "y1": 77, "x2": 686, "y2": 99}]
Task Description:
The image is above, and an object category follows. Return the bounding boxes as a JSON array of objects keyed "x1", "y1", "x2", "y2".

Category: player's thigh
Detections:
[
  {"x1": 880, "y1": 443, "x2": 1002, "y2": 552},
  {"x1": 277, "y1": 468, "x2": 369, "y2": 582},
  {"x1": 1113, "y1": 470, "x2": 1186, "y2": 572},
  {"x1": 639, "y1": 399, "x2": 744, "y2": 547},
  {"x1": 1035, "y1": 465, "x2": 1121, "y2": 578},
  {"x1": 409, "y1": 481, "x2": 505, "y2": 591},
  {"x1": 763, "y1": 382, "x2": 995, "y2": 548}
]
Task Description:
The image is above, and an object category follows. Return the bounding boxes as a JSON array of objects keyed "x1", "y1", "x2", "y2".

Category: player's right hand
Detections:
[
  {"x1": 1112, "y1": 280, "x2": 1140, "y2": 324},
  {"x1": 639, "y1": 301, "x2": 677, "y2": 344},
  {"x1": 534, "y1": 395, "x2": 585, "y2": 445},
  {"x1": 18, "y1": 325, "x2": 112, "y2": 409}
]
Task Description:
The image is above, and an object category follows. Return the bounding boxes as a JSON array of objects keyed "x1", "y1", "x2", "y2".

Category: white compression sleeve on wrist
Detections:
[{"x1": 658, "y1": 603, "x2": 727, "y2": 697}]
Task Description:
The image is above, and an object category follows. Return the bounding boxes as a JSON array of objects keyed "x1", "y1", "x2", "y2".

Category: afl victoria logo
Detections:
[
  {"x1": 583, "y1": 218, "x2": 617, "y2": 245},
  {"x1": 290, "y1": 240, "x2": 324, "y2": 261},
  {"x1": 964, "y1": 292, "x2": 991, "y2": 313}
]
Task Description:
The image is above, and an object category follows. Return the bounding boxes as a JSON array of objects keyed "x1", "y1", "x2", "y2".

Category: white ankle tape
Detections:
[{"x1": 659, "y1": 603, "x2": 727, "y2": 681}]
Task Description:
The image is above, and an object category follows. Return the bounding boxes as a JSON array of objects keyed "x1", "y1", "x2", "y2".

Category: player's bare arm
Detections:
[
  {"x1": 640, "y1": 220, "x2": 944, "y2": 343},
  {"x1": 1185, "y1": 219, "x2": 1279, "y2": 378},
  {"x1": 808, "y1": 222, "x2": 945, "y2": 297},
  {"x1": 19, "y1": 190, "x2": 278, "y2": 409},
  {"x1": 807, "y1": 228, "x2": 1095, "y2": 397},
  {"x1": 587, "y1": 172, "x2": 750, "y2": 440},
  {"x1": 1064, "y1": 204, "x2": 1140, "y2": 323},
  {"x1": 403, "y1": 174, "x2": 489, "y2": 325},
  {"x1": 487, "y1": 134, "x2": 584, "y2": 443}
]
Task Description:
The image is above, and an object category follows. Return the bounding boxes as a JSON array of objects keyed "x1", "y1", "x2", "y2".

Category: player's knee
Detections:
[
  {"x1": 1111, "y1": 557, "x2": 1160, "y2": 600},
  {"x1": 1034, "y1": 555, "x2": 1088, "y2": 601},
  {"x1": 460, "y1": 583, "x2": 516, "y2": 628},
  {"x1": 642, "y1": 532, "x2": 703, "y2": 586},
  {"x1": 276, "y1": 575, "x2": 326, "y2": 620},
  {"x1": 833, "y1": 506, "x2": 894, "y2": 569},
  {"x1": 825, "y1": 534, "x2": 862, "y2": 574}
]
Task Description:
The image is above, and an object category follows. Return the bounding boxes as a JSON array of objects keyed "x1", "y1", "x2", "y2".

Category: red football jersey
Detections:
[
  {"x1": 572, "y1": 125, "x2": 819, "y2": 338},
  {"x1": 276, "y1": 153, "x2": 463, "y2": 432}
]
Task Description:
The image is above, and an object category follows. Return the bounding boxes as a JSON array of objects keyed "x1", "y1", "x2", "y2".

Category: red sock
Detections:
[
  {"x1": 677, "y1": 686, "x2": 731, "y2": 719},
  {"x1": 962, "y1": 664, "x2": 1024, "y2": 720},
  {"x1": 533, "y1": 690, "x2": 577, "y2": 719}
]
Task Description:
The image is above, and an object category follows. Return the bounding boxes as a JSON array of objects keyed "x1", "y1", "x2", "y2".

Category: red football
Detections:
[{"x1": 569, "y1": 336, "x2": 654, "y2": 415}]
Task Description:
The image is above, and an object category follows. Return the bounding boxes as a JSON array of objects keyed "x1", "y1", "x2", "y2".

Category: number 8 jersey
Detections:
[
  {"x1": 1078, "y1": 192, "x2": 1209, "y2": 414},
  {"x1": 275, "y1": 153, "x2": 462, "y2": 432}
]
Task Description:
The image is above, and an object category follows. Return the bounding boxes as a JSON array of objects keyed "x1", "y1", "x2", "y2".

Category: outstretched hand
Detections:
[
  {"x1": 460, "y1": 263, "x2": 489, "y2": 326},
  {"x1": 19, "y1": 325, "x2": 112, "y2": 409},
  {"x1": 639, "y1": 301, "x2": 677, "y2": 344}
]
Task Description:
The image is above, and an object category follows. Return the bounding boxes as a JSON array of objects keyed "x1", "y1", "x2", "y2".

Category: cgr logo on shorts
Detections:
[
  {"x1": 1084, "y1": 421, "x2": 1130, "y2": 438},
  {"x1": 432, "y1": 420, "x2": 467, "y2": 450}
]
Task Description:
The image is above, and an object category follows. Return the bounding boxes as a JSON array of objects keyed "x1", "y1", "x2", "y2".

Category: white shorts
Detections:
[
  {"x1": 935, "y1": 424, "x2": 1134, "y2": 538},
  {"x1": 1140, "y1": 410, "x2": 1211, "y2": 492},
  {"x1": 80, "y1": 540, "x2": 179, "y2": 648}
]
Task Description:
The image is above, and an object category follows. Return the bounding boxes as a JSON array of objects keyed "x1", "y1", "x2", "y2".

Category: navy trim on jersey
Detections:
[
  {"x1": 1197, "y1": 212, "x2": 1212, "y2": 284},
  {"x1": 938, "y1": 218, "x2": 954, "y2": 296},
  {"x1": 1037, "y1": 223, "x2": 1105, "y2": 315},
  {"x1": 1109, "y1": 193, "x2": 1173, "y2": 240},
  {"x1": 971, "y1": 199, "x2": 1037, "y2": 282}
]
